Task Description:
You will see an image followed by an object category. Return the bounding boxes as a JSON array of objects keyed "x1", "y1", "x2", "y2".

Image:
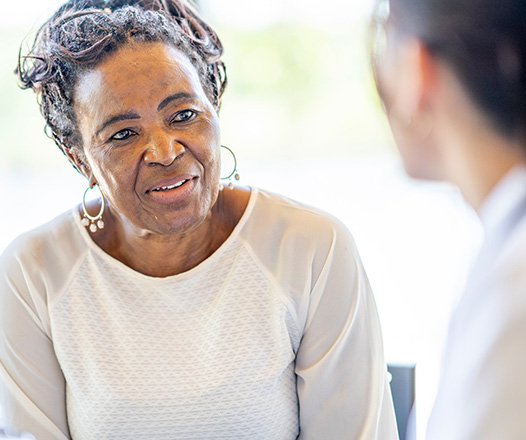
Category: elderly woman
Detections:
[
  {"x1": 0, "y1": 1, "x2": 397, "y2": 439},
  {"x1": 372, "y1": 0, "x2": 526, "y2": 438}
]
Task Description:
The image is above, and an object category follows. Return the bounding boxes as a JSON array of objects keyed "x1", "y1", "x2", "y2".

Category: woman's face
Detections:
[{"x1": 72, "y1": 41, "x2": 221, "y2": 235}]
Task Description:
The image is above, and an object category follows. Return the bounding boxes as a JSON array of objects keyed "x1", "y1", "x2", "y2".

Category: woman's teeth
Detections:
[{"x1": 153, "y1": 180, "x2": 187, "y2": 192}]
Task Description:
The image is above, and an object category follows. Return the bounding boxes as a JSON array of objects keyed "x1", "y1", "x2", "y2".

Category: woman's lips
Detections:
[
  {"x1": 146, "y1": 175, "x2": 198, "y2": 204},
  {"x1": 151, "y1": 178, "x2": 188, "y2": 192}
]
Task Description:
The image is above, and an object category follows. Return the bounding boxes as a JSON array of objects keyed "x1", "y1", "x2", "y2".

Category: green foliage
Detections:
[{"x1": 216, "y1": 21, "x2": 392, "y2": 159}]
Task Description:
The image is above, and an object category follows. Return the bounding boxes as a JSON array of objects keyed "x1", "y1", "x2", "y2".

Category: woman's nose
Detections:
[{"x1": 143, "y1": 136, "x2": 185, "y2": 166}]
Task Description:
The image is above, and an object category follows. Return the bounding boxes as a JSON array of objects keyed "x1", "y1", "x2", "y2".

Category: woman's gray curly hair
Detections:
[{"x1": 16, "y1": 0, "x2": 227, "y2": 154}]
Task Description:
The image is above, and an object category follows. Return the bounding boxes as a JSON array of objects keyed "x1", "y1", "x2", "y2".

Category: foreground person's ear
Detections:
[{"x1": 387, "y1": 36, "x2": 438, "y2": 122}]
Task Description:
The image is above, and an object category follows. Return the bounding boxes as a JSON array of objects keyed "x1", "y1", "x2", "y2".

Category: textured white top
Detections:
[
  {"x1": 427, "y1": 165, "x2": 526, "y2": 439},
  {"x1": 0, "y1": 188, "x2": 397, "y2": 440}
]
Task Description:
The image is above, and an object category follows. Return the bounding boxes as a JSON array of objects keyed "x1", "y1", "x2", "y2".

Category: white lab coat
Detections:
[{"x1": 427, "y1": 165, "x2": 526, "y2": 439}]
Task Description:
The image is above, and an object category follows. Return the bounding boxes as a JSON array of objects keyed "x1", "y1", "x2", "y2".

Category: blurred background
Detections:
[{"x1": 0, "y1": 0, "x2": 483, "y2": 437}]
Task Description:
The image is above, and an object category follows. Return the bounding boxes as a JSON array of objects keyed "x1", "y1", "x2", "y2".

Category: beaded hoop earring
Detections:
[
  {"x1": 219, "y1": 145, "x2": 240, "y2": 190},
  {"x1": 81, "y1": 184, "x2": 105, "y2": 233}
]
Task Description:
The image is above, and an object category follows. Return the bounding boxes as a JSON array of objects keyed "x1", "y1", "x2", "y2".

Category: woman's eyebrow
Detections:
[
  {"x1": 94, "y1": 93, "x2": 200, "y2": 136},
  {"x1": 157, "y1": 92, "x2": 200, "y2": 111},
  {"x1": 96, "y1": 112, "x2": 140, "y2": 136}
]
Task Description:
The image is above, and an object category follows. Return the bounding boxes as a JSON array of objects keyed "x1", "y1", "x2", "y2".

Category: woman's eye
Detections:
[
  {"x1": 111, "y1": 129, "x2": 135, "y2": 141},
  {"x1": 172, "y1": 110, "x2": 197, "y2": 123}
]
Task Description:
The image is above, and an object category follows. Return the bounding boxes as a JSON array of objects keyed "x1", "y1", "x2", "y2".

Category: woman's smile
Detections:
[{"x1": 145, "y1": 174, "x2": 199, "y2": 205}]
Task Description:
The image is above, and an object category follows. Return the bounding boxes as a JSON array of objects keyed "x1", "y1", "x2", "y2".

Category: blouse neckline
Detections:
[{"x1": 71, "y1": 187, "x2": 258, "y2": 282}]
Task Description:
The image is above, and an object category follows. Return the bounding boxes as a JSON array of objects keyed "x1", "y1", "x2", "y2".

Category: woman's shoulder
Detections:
[
  {"x1": 2, "y1": 208, "x2": 80, "y2": 255},
  {"x1": 248, "y1": 188, "x2": 352, "y2": 240},
  {"x1": 241, "y1": 189, "x2": 367, "y2": 329},
  {"x1": 240, "y1": 188, "x2": 358, "y2": 267},
  {"x1": 0, "y1": 208, "x2": 87, "y2": 289}
]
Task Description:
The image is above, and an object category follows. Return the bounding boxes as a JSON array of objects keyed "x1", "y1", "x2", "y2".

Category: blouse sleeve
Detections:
[
  {"x1": 0, "y1": 240, "x2": 70, "y2": 440},
  {"x1": 294, "y1": 223, "x2": 398, "y2": 439}
]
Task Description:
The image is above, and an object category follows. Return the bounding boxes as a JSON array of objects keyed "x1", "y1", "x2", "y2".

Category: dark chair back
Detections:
[{"x1": 387, "y1": 363, "x2": 416, "y2": 440}]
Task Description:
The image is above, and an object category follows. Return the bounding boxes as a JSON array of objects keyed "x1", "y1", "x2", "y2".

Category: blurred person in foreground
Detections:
[
  {"x1": 0, "y1": 0, "x2": 398, "y2": 439},
  {"x1": 372, "y1": 0, "x2": 526, "y2": 438}
]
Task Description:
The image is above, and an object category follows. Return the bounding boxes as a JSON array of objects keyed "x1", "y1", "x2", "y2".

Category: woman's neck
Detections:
[
  {"x1": 431, "y1": 63, "x2": 526, "y2": 212},
  {"x1": 86, "y1": 187, "x2": 251, "y2": 277},
  {"x1": 441, "y1": 127, "x2": 526, "y2": 212}
]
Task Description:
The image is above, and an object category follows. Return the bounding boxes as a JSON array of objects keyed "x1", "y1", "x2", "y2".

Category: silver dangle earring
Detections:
[
  {"x1": 219, "y1": 145, "x2": 240, "y2": 190},
  {"x1": 81, "y1": 183, "x2": 105, "y2": 233}
]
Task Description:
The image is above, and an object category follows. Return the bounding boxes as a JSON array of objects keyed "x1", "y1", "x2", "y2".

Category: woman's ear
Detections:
[
  {"x1": 382, "y1": 34, "x2": 443, "y2": 180},
  {"x1": 64, "y1": 148, "x2": 97, "y2": 187},
  {"x1": 392, "y1": 37, "x2": 439, "y2": 118},
  {"x1": 390, "y1": 37, "x2": 433, "y2": 120}
]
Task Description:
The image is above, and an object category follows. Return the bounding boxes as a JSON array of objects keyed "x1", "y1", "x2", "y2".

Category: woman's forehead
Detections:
[{"x1": 75, "y1": 42, "x2": 204, "y2": 106}]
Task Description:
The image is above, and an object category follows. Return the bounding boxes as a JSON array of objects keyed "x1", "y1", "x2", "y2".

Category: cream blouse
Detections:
[{"x1": 0, "y1": 188, "x2": 397, "y2": 440}]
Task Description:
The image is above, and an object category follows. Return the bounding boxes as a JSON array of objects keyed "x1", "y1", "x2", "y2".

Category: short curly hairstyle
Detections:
[{"x1": 16, "y1": 0, "x2": 227, "y2": 154}]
